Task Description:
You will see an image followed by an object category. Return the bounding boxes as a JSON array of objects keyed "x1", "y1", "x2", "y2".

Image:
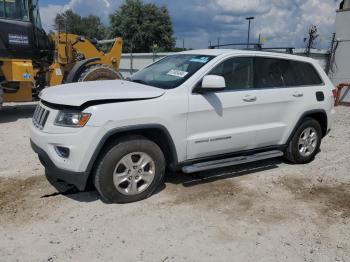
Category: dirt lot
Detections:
[{"x1": 0, "y1": 104, "x2": 349, "y2": 262}]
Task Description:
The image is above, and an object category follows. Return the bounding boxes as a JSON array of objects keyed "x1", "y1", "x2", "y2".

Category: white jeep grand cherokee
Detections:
[{"x1": 30, "y1": 49, "x2": 336, "y2": 203}]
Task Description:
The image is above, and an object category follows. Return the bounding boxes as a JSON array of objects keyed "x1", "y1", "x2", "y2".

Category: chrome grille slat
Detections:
[
  {"x1": 32, "y1": 104, "x2": 50, "y2": 130},
  {"x1": 38, "y1": 107, "x2": 45, "y2": 124}
]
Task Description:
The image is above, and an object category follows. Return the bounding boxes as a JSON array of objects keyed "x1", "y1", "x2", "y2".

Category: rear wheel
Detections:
[
  {"x1": 93, "y1": 136, "x2": 166, "y2": 203},
  {"x1": 285, "y1": 118, "x2": 322, "y2": 164},
  {"x1": 77, "y1": 64, "x2": 123, "y2": 82}
]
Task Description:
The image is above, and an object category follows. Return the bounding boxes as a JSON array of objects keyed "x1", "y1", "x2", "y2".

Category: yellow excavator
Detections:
[{"x1": 0, "y1": 0, "x2": 123, "y2": 109}]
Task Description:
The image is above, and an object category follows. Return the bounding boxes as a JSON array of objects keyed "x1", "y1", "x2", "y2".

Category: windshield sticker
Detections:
[
  {"x1": 167, "y1": 69, "x2": 189, "y2": 78},
  {"x1": 190, "y1": 57, "x2": 209, "y2": 63}
]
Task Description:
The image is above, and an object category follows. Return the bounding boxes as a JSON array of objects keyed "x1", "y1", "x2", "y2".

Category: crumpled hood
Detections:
[{"x1": 40, "y1": 80, "x2": 165, "y2": 107}]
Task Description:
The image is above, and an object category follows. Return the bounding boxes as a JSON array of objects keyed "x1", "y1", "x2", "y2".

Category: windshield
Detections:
[
  {"x1": 0, "y1": 0, "x2": 29, "y2": 21},
  {"x1": 130, "y1": 54, "x2": 215, "y2": 89}
]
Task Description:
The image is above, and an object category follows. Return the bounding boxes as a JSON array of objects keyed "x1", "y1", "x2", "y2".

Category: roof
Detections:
[{"x1": 178, "y1": 49, "x2": 317, "y2": 63}]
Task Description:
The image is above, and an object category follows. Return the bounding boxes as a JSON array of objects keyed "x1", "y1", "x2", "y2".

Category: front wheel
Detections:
[
  {"x1": 285, "y1": 118, "x2": 322, "y2": 164},
  {"x1": 93, "y1": 136, "x2": 165, "y2": 203}
]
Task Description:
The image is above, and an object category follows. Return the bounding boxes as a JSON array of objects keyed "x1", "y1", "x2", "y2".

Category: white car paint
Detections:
[
  {"x1": 39, "y1": 80, "x2": 165, "y2": 106},
  {"x1": 30, "y1": 49, "x2": 336, "y2": 175}
]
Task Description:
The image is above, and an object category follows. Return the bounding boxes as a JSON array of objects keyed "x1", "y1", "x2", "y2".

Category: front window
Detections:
[
  {"x1": 130, "y1": 54, "x2": 215, "y2": 89},
  {"x1": 0, "y1": 0, "x2": 29, "y2": 21},
  {"x1": 210, "y1": 57, "x2": 254, "y2": 90}
]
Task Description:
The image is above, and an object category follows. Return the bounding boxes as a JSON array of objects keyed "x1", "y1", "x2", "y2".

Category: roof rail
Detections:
[{"x1": 208, "y1": 43, "x2": 295, "y2": 54}]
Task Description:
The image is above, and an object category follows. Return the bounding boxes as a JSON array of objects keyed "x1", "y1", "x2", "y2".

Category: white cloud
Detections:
[
  {"x1": 40, "y1": 4, "x2": 66, "y2": 31},
  {"x1": 205, "y1": 0, "x2": 341, "y2": 48},
  {"x1": 66, "y1": 0, "x2": 121, "y2": 20},
  {"x1": 214, "y1": 0, "x2": 272, "y2": 14},
  {"x1": 253, "y1": 0, "x2": 339, "y2": 47},
  {"x1": 39, "y1": 0, "x2": 342, "y2": 49},
  {"x1": 40, "y1": 0, "x2": 122, "y2": 31}
]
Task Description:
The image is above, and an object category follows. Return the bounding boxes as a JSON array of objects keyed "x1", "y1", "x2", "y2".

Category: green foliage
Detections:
[
  {"x1": 53, "y1": 1, "x2": 176, "y2": 53},
  {"x1": 109, "y1": 0, "x2": 176, "y2": 53},
  {"x1": 54, "y1": 10, "x2": 107, "y2": 40}
]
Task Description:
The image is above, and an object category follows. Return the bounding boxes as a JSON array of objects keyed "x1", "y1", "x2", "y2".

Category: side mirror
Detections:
[{"x1": 200, "y1": 75, "x2": 226, "y2": 92}]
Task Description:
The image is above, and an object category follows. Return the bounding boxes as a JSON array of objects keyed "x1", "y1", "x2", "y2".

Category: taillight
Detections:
[{"x1": 332, "y1": 89, "x2": 337, "y2": 99}]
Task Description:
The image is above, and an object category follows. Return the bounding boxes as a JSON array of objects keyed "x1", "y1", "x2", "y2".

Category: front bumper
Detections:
[{"x1": 31, "y1": 140, "x2": 89, "y2": 190}]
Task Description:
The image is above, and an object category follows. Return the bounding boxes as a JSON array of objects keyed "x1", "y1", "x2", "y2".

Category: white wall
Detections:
[
  {"x1": 119, "y1": 52, "x2": 175, "y2": 77},
  {"x1": 331, "y1": 9, "x2": 350, "y2": 102}
]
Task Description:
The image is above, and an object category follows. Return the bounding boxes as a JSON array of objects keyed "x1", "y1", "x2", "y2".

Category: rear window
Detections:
[
  {"x1": 254, "y1": 57, "x2": 323, "y2": 88},
  {"x1": 291, "y1": 61, "x2": 323, "y2": 86}
]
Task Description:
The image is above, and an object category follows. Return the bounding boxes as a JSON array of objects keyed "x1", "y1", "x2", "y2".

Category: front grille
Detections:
[{"x1": 33, "y1": 104, "x2": 50, "y2": 130}]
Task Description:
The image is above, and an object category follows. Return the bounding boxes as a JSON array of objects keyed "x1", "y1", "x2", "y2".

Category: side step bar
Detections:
[{"x1": 182, "y1": 150, "x2": 284, "y2": 174}]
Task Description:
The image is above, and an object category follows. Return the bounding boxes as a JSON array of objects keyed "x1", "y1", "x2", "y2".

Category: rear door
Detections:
[{"x1": 252, "y1": 56, "x2": 325, "y2": 147}]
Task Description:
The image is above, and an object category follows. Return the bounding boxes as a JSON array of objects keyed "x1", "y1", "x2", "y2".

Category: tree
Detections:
[
  {"x1": 54, "y1": 10, "x2": 107, "y2": 40},
  {"x1": 109, "y1": 0, "x2": 175, "y2": 53}
]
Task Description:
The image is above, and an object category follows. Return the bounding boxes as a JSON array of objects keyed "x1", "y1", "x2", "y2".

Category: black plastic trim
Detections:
[
  {"x1": 31, "y1": 140, "x2": 89, "y2": 191},
  {"x1": 316, "y1": 91, "x2": 325, "y2": 101},
  {"x1": 179, "y1": 145, "x2": 287, "y2": 168},
  {"x1": 65, "y1": 58, "x2": 100, "y2": 83},
  {"x1": 85, "y1": 124, "x2": 179, "y2": 173},
  {"x1": 286, "y1": 109, "x2": 328, "y2": 143}
]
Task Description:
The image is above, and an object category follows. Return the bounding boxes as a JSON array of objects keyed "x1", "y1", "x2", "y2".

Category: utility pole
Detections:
[
  {"x1": 182, "y1": 39, "x2": 185, "y2": 51},
  {"x1": 246, "y1": 17, "x2": 255, "y2": 48},
  {"x1": 208, "y1": 40, "x2": 212, "y2": 48},
  {"x1": 304, "y1": 25, "x2": 319, "y2": 57},
  {"x1": 217, "y1": 37, "x2": 220, "y2": 48}
]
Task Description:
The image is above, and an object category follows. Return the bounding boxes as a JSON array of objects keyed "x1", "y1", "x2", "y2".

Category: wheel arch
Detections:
[
  {"x1": 65, "y1": 57, "x2": 100, "y2": 83},
  {"x1": 86, "y1": 124, "x2": 179, "y2": 176},
  {"x1": 287, "y1": 109, "x2": 328, "y2": 144}
]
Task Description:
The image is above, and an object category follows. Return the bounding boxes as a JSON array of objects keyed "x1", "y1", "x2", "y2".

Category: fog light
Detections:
[{"x1": 55, "y1": 146, "x2": 70, "y2": 158}]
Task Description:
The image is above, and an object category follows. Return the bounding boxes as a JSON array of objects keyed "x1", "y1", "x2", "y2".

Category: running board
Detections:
[{"x1": 182, "y1": 150, "x2": 284, "y2": 174}]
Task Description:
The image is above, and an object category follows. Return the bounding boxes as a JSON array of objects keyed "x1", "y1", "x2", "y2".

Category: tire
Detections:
[
  {"x1": 77, "y1": 64, "x2": 123, "y2": 82},
  {"x1": 285, "y1": 118, "x2": 322, "y2": 164},
  {"x1": 93, "y1": 136, "x2": 166, "y2": 203}
]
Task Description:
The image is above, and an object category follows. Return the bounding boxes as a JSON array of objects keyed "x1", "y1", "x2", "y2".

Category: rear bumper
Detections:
[{"x1": 31, "y1": 140, "x2": 89, "y2": 191}]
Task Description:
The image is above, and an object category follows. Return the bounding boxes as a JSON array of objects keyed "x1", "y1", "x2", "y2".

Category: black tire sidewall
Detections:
[
  {"x1": 94, "y1": 137, "x2": 165, "y2": 203},
  {"x1": 289, "y1": 118, "x2": 322, "y2": 164},
  {"x1": 78, "y1": 65, "x2": 122, "y2": 82}
]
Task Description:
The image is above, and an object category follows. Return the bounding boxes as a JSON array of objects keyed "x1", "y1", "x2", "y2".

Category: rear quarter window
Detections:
[
  {"x1": 291, "y1": 61, "x2": 323, "y2": 86},
  {"x1": 254, "y1": 57, "x2": 323, "y2": 88}
]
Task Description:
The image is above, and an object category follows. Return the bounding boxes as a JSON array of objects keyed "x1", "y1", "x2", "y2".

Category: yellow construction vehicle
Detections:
[{"x1": 0, "y1": 0, "x2": 123, "y2": 108}]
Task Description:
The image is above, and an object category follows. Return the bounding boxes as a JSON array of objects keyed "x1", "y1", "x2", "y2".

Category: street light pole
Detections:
[{"x1": 246, "y1": 17, "x2": 255, "y2": 48}]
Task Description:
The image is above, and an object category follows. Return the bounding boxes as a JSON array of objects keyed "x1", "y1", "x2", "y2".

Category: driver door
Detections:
[{"x1": 186, "y1": 56, "x2": 258, "y2": 160}]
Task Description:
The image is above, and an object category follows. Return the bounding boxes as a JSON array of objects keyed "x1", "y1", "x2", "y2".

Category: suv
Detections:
[{"x1": 30, "y1": 50, "x2": 336, "y2": 203}]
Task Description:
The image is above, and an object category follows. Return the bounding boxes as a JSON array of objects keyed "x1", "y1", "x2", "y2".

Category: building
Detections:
[{"x1": 331, "y1": 0, "x2": 350, "y2": 103}]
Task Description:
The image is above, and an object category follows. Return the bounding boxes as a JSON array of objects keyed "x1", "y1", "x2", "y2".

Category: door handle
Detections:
[
  {"x1": 243, "y1": 95, "x2": 257, "y2": 102},
  {"x1": 293, "y1": 91, "x2": 304, "y2": 98}
]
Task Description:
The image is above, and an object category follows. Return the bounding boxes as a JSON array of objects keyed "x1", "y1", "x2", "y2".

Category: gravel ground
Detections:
[{"x1": 0, "y1": 103, "x2": 349, "y2": 262}]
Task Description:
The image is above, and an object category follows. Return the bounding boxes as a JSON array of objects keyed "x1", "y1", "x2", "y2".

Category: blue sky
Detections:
[{"x1": 39, "y1": 0, "x2": 342, "y2": 49}]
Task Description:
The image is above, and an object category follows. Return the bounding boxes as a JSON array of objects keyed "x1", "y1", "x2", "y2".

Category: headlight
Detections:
[{"x1": 54, "y1": 111, "x2": 91, "y2": 127}]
